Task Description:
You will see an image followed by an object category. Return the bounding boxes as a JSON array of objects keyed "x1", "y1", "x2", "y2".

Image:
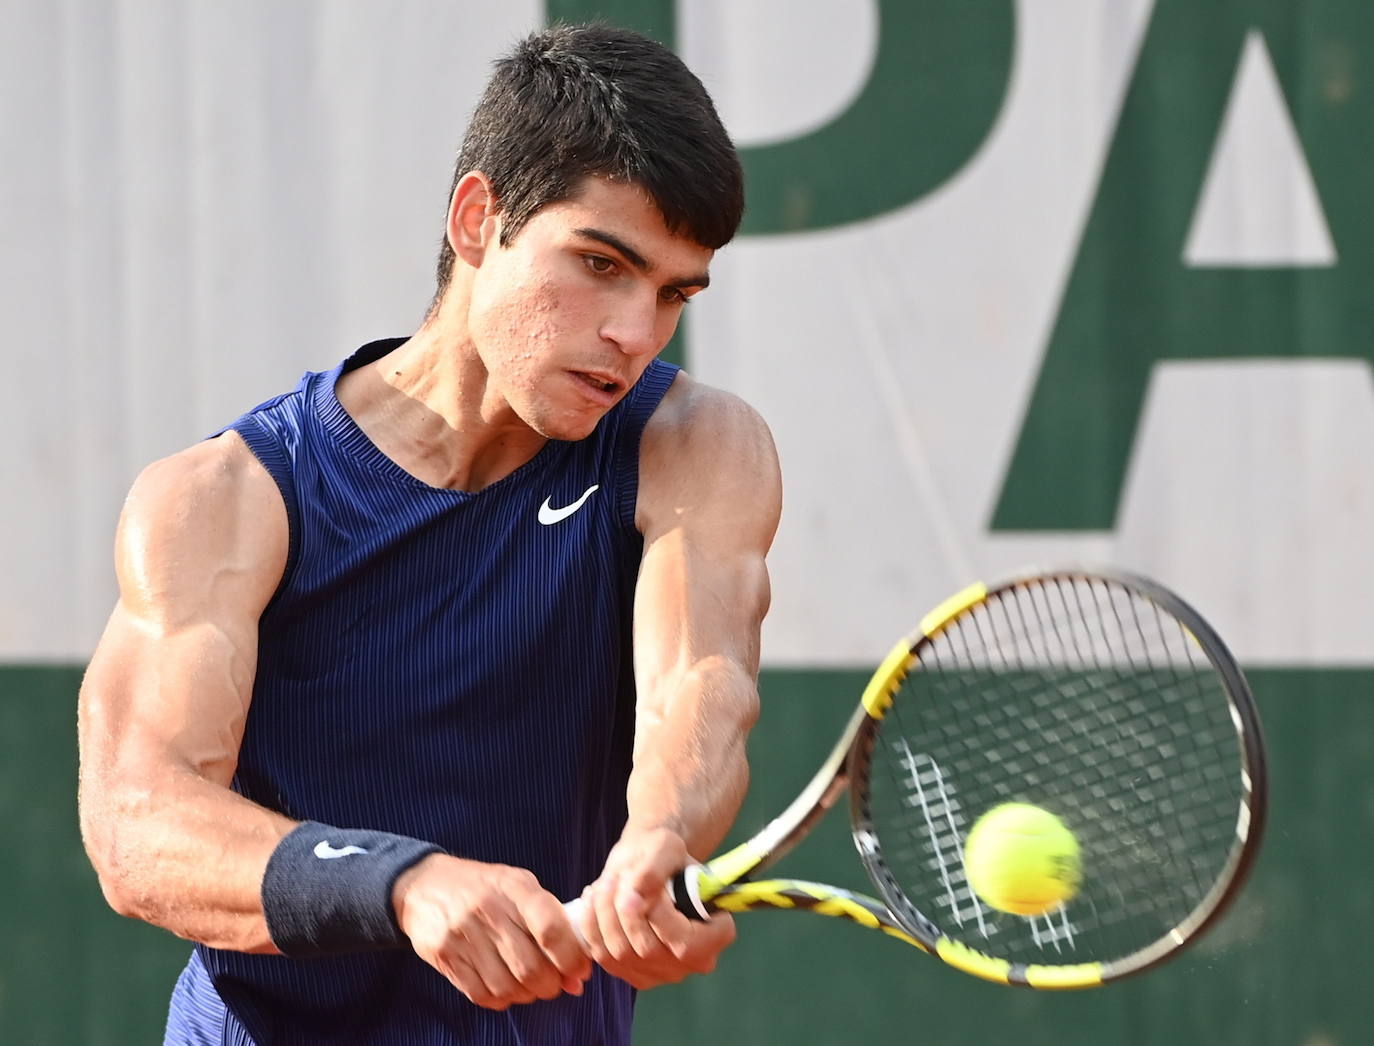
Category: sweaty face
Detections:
[{"x1": 465, "y1": 177, "x2": 714, "y2": 441}]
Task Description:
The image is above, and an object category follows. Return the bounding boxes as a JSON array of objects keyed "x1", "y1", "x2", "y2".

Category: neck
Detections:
[{"x1": 335, "y1": 299, "x2": 547, "y2": 492}]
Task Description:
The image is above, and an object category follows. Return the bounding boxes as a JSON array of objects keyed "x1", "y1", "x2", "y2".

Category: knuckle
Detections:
[
  {"x1": 505, "y1": 954, "x2": 537, "y2": 982},
  {"x1": 528, "y1": 918, "x2": 560, "y2": 948},
  {"x1": 635, "y1": 939, "x2": 671, "y2": 963},
  {"x1": 479, "y1": 881, "x2": 511, "y2": 909},
  {"x1": 525, "y1": 900, "x2": 565, "y2": 935},
  {"x1": 453, "y1": 910, "x2": 484, "y2": 936},
  {"x1": 508, "y1": 868, "x2": 539, "y2": 892},
  {"x1": 511, "y1": 952, "x2": 555, "y2": 987}
]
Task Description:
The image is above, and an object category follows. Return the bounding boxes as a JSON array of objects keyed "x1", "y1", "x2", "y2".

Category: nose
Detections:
[{"x1": 600, "y1": 292, "x2": 663, "y2": 358}]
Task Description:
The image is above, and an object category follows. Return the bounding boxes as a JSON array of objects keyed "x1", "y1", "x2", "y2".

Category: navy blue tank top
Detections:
[{"x1": 167, "y1": 339, "x2": 679, "y2": 1045}]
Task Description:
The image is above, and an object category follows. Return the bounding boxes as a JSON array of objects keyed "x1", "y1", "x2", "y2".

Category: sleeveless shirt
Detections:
[{"x1": 164, "y1": 339, "x2": 679, "y2": 1045}]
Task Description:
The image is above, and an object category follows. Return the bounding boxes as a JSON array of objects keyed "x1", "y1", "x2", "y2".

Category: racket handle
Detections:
[
  {"x1": 562, "y1": 864, "x2": 712, "y2": 947},
  {"x1": 671, "y1": 863, "x2": 711, "y2": 920},
  {"x1": 563, "y1": 896, "x2": 590, "y2": 949}
]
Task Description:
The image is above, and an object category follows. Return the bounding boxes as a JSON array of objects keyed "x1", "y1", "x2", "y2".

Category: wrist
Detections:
[
  {"x1": 261, "y1": 821, "x2": 444, "y2": 957},
  {"x1": 620, "y1": 815, "x2": 686, "y2": 841},
  {"x1": 390, "y1": 852, "x2": 447, "y2": 931}
]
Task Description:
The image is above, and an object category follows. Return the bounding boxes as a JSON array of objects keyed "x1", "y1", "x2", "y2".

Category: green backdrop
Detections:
[{"x1": 3, "y1": 666, "x2": 1363, "y2": 1044}]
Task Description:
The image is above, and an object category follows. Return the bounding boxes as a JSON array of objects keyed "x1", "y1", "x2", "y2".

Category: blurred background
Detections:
[{"x1": 3, "y1": 1, "x2": 1369, "y2": 1042}]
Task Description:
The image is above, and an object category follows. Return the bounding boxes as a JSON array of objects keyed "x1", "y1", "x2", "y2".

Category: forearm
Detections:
[
  {"x1": 81, "y1": 764, "x2": 294, "y2": 952},
  {"x1": 625, "y1": 654, "x2": 759, "y2": 858}
]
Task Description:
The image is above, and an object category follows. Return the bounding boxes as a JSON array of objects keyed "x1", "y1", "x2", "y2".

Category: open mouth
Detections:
[{"x1": 573, "y1": 371, "x2": 620, "y2": 395}]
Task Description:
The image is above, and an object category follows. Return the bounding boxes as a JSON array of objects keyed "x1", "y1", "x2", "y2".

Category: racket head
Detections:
[{"x1": 848, "y1": 569, "x2": 1266, "y2": 988}]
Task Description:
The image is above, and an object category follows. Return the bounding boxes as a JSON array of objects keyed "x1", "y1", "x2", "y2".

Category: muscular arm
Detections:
[
  {"x1": 80, "y1": 433, "x2": 588, "y2": 1006},
  {"x1": 578, "y1": 374, "x2": 781, "y2": 985},
  {"x1": 77, "y1": 433, "x2": 294, "y2": 953},
  {"x1": 626, "y1": 378, "x2": 779, "y2": 855}
]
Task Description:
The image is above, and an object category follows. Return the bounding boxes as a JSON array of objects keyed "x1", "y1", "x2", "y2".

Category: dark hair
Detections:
[{"x1": 433, "y1": 23, "x2": 744, "y2": 296}]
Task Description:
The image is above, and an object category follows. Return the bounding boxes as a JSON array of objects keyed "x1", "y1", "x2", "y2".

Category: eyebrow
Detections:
[{"x1": 574, "y1": 227, "x2": 711, "y2": 290}]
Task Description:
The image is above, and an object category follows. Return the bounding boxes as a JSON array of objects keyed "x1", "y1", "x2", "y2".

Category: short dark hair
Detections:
[{"x1": 433, "y1": 23, "x2": 744, "y2": 296}]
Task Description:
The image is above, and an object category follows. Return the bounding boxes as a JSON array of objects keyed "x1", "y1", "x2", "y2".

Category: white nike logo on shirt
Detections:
[
  {"x1": 314, "y1": 841, "x2": 369, "y2": 859},
  {"x1": 538, "y1": 484, "x2": 600, "y2": 525}
]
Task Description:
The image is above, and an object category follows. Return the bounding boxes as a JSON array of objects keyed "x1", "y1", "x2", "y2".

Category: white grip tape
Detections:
[{"x1": 563, "y1": 896, "x2": 590, "y2": 949}]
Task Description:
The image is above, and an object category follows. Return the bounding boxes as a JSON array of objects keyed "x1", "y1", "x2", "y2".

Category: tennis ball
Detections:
[{"x1": 962, "y1": 803, "x2": 1081, "y2": 916}]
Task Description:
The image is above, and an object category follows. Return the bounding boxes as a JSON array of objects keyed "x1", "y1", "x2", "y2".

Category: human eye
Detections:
[
  {"x1": 660, "y1": 286, "x2": 690, "y2": 306},
  {"x1": 583, "y1": 254, "x2": 617, "y2": 275}
]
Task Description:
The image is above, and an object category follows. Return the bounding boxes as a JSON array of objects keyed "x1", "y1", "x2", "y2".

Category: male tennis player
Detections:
[{"x1": 77, "y1": 23, "x2": 779, "y2": 1044}]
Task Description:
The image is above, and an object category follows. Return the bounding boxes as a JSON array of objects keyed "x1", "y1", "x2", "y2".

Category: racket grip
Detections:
[
  {"x1": 671, "y1": 863, "x2": 711, "y2": 920},
  {"x1": 563, "y1": 896, "x2": 590, "y2": 949},
  {"x1": 561, "y1": 864, "x2": 712, "y2": 948}
]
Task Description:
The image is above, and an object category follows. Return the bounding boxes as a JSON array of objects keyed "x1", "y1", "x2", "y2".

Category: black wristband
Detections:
[{"x1": 261, "y1": 821, "x2": 444, "y2": 956}]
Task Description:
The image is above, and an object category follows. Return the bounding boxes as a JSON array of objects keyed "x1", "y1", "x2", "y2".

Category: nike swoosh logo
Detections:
[
  {"x1": 538, "y1": 484, "x2": 600, "y2": 525},
  {"x1": 314, "y1": 841, "x2": 369, "y2": 860}
]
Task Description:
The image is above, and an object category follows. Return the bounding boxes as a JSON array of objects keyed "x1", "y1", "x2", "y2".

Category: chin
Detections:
[
  {"x1": 549, "y1": 418, "x2": 602, "y2": 442},
  {"x1": 528, "y1": 411, "x2": 602, "y2": 443}
]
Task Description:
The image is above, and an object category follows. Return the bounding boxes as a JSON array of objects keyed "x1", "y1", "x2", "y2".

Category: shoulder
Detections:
[
  {"x1": 117, "y1": 433, "x2": 288, "y2": 615},
  {"x1": 124, "y1": 431, "x2": 283, "y2": 524},
  {"x1": 642, "y1": 371, "x2": 776, "y2": 464},
  {"x1": 636, "y1": 372, "x2": 781, "y2": 539}
]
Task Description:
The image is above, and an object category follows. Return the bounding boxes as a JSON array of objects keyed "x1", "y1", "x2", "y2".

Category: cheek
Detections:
[{"x1": 475, "y1": 266, "x2": 572, "y2": 350}]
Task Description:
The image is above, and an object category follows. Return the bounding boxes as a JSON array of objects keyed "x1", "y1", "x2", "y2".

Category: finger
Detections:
[
  {"x1": 459, "y1": 928, "x2": 538, "y2": 1009},
  {"x1": 590, "y1": 877, "x2": 635, "y2": 964},
  {"x1": 615, "y1": 889, "x2": 675, "y2": 962},
  {"x1": 435, "y1": 952, "x2": 505, "y2": 1012},
  {"x1": 521, "y1": 893, "x2": 592, "y2": 984},
  {"x1": 679, "y1": 913, "x2": 737, "y2": 974},
  {"x1": 491, "y1": 915, "x2": 565, "y2": 1002},
  {"x1": 641, "y1": 893, "x2": 697, "y2": 960},
  {"x1": 571, "y1": 889, "x2": 604, "y2": 954},
  {"x1": 565, "y1": 893, "x2": 608, "y2": 993},
  {"x1": 618, "y1": 835, "x2": 686, "y2": 905}
]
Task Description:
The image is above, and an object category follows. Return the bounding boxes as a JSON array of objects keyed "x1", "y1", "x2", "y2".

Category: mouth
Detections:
[{"x1": 570, "y1": 370, "x2": 624, "y2": 397}]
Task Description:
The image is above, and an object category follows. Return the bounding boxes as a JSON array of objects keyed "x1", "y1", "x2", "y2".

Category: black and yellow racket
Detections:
[{"x1": 586, "y1": 569, "x2": 1267, "y2": 989}]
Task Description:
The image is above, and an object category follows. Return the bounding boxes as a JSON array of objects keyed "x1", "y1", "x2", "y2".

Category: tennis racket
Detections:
[{"x1": 571, "y1": 568, "x2": 1266, "y2": 988}]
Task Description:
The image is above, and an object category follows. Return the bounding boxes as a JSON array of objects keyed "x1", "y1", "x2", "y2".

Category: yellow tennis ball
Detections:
[{"x1": 963, "y1": 803, "x2": 1081, "y2": 916}]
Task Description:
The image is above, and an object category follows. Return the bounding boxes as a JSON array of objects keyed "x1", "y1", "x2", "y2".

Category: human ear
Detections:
[{"x1": 446, "y1": 171, "x2": 500, "y2": 268}]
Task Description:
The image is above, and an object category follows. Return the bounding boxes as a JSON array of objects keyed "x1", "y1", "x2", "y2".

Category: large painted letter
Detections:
[{"x1": 993, "y1": 1, "x2": 1370, "y2": 531}]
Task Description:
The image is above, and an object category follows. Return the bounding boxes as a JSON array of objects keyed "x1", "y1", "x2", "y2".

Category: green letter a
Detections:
[{"x1": 993, "y1": 0, "x2": 1366, "y2": 531}]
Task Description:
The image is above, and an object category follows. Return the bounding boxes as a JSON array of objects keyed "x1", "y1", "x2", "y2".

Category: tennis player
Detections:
[{"x1": 77, "y1": 23, "x2": 779, "y2": 1045}]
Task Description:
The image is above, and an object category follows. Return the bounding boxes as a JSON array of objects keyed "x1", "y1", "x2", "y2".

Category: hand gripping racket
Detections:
[{"x1": 573, "y1": 569, "x2": 1267, "y2": 988}]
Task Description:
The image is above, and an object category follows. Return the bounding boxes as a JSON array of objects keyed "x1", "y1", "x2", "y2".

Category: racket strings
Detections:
[{"x1": 866, "y1": 576, "x2": 1247, "y2": 967}]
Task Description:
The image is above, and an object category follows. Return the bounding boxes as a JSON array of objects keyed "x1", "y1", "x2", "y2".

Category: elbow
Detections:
[
  {"x1": 82, "y1": 819, "x2": 139, "y2": 919},
  {"x1": 94, "y1": 865, "x2": 141, "y2": 921},
  {"x1": 79, "y1": 783, "x2": 157, "y2": 921},
  {"x1": 83, "y1": 841, "x2": 134, "y2": 920}
]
